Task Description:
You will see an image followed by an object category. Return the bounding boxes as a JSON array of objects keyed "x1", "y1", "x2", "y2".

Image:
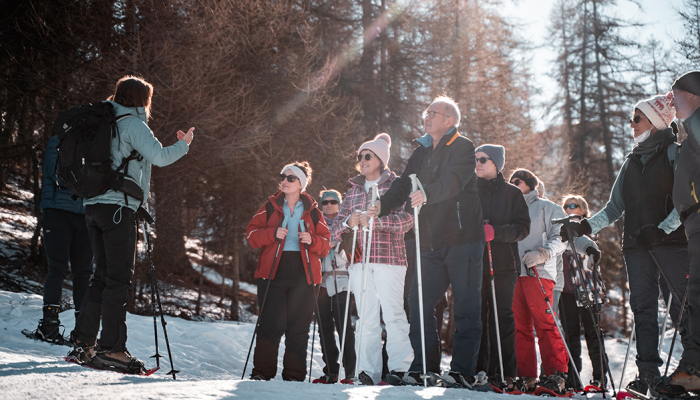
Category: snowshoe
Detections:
[
  {"x1": 22, "y1": 305, "x2": 69, "y2": 345},
  {"x1": 627, "y1": 372, "x2": 658, "y2": 397},
  {"x1": 385, "y1": 371, "x2": 444, "y2": 387},
  {"x1": 616, "y1": 390, "x2": 637, "y2": 400},
  {"x1": 86, "y1": 350, "x2": 148, "y2": 375},
  {"x1": 358, "y1": 371, "x2": 374, "y2": 386},
  {"x1": 534, "y1": 386, "x2": 575, "y2": 397},
  {"x1": 65, "y1": 340, "x2": 95, "y2": 365}
]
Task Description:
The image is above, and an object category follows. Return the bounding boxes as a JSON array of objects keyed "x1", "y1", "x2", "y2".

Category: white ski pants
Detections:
[{"x1": 351, "y1": 263, "x2": 413, "y2": 383}]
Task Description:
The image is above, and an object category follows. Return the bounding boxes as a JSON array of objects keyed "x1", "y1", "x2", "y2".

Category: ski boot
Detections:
[{"x1": 652, "y1": 363, "x2": 700, "y2": 396}]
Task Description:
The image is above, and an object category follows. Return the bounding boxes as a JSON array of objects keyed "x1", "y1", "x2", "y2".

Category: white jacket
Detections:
[
  {"x1": 518, "y1": 191, "x2": 567, "y2": 281},
  {"x1": 320, "y1": 243, "x2": 349, "y2": 296}
]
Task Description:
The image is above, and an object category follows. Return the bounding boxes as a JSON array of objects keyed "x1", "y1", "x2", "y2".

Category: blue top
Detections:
[
  {"x1": 40, "y1": 135, "x2": 85, "y2": 214},
  {"x1": 283, "y1": 198, "x2": 304, "y2": 251}
]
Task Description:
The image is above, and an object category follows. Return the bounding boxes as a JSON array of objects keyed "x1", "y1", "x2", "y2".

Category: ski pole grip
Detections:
[
  {"x1": 299, "y1": 219, "x2": 306, "y2": 233},
  {"x1": 409, "y1": 174, "x2": 425, "y2": 213}
]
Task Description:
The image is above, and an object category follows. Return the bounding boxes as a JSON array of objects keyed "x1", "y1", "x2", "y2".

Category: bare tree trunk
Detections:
[
  {"x1": 592, "y1": 0, "x2": 615, "y2": 186},
  {"x1": 574, "y1": 0, "x2": 589, "y2": 182},
  {"x1": 196, "y1": 240, "x2": 206, "y2": 316},
  {"x1": 30, "y1": 148, "x2": 42, "y2": 263},
  {"x1": 231, "y1": 229, "x2": 241, "y2": 321}
]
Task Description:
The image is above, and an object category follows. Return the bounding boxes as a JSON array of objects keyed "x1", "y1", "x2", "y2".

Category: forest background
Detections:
[{"x1": 2, "y1": 0, "x2": 699, "y2": 353}]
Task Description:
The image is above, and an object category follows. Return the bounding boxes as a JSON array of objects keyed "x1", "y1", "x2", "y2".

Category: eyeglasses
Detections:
[
  {"x1": 322, "y1": 200, "x2": 338, "y2": 205},
  {"x1": 357, "y1": 153, "x2": 373, "y2": 162},
  {"x1": 564, "y1": 203, "x2": 580, "y2": 210},
  {"x1": 424, "y1": 110, "x2": 450, "y2": 120},
  {"x1": 476, "y1": 157, "x2": 492, "y2": 165},
  {"x1": 630, "y1": 115, "x2": 647, "y2": 124},
  {"x1": 280, "y1": 174, "x2": 299, "y2": 183},
  {"x1": 510, "y1": 178, "x2": 522, "y2": 186}
]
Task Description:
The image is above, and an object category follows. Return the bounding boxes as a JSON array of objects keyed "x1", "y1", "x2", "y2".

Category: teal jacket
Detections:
[
  {"x1": 40, "y1": 135, "x2": 85, "y2": 214},
  {"x1": 83, "y1": 101, "x2": 189, "y2": 212}
]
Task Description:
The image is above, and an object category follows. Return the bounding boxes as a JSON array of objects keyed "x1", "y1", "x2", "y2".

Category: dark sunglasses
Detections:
[
  {"x1": 280, "y1": 174, "x2": 299, "y2": 183},
  {"x1": 510, "y1": 178, "x2": 522, "y2": 186},
  {"x1": 564, "y1": 203, "x2": 580, "y2": 210},
  {"x1": 322, "y1": 200, "x2": 338, "y2": 205},
  {"x1": 476, "y1": 157, "x2": 492, "y2": 165},
  {"x1": 357, "y1": 153, "x2": 373, "y2": 162},
  {"x1": 629, "y1": 115, "x2": 647, "y2": 124}
]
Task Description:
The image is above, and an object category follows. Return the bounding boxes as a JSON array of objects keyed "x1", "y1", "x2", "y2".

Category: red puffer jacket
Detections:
[{"x1": 246, "y1": 191, "x2": 331, "y2": 284}]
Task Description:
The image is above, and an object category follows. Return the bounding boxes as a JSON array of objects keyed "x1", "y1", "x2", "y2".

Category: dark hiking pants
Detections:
[
  {"x1": 559, "y1": 291, "x2": 606, "y2": 388},
  {"x1": 252, "y1": 251, "x2": 315, "y2": 381},
  {"x1": 74, "y1": 204, "x2": 136, "y2": 353},
  {"x1": 477, "y1": 271, "x2": 517, "y2": 378},
  {"x1": 625, "y1": 245, "x2": 691, "y2": 378},
  {"x1": 408, "y1": 241, "x2": 484, "y2": 375},
  {"x1": 681, "y1": 233, "x2": 700, "y2": 369},
  {"x1": 316, "y1": 287, "x2": 356, "y2": 377},
  {"x1": 42, "y1": 208, "x2": 93, "y2": 312}
]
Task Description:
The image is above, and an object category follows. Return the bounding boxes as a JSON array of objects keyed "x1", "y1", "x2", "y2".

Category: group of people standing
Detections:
[{"x1": 245, "y1": 70, "x2": 700, "y2": 397}]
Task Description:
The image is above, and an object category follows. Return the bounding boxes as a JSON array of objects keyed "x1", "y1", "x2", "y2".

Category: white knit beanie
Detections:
[
  {"x1": 635, "y1": 94, "x2": 676, "y2": 130},
  {"x1": 358, "y1": 133, "x2": 391, "y2": 167}
]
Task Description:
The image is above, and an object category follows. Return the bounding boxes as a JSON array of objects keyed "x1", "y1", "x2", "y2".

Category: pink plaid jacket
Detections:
[{"x1": 329, "y1": 169, "x2": 413, "y2": 266}]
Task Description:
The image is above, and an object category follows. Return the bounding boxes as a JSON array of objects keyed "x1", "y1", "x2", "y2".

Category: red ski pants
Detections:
[{"x1": 513, "y1": 276, "x2": 568, "y2": 378}]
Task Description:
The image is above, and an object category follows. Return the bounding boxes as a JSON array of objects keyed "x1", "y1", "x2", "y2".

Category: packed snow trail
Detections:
[{"x1": 0, "y1": 290, "x2": 682, "y2": 399}]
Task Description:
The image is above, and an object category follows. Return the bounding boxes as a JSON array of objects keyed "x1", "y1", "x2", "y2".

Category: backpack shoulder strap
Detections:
[
  {"x1": 265, "y1": 200, "x2": 275, "y2": 223},
  {"x1": 310, "y1": 208, "x2": 320, "y2": 227}
]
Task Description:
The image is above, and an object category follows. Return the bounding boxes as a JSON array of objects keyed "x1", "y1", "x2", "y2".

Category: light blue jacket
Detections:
[
  {"x1": 83, "y1": 101, "x2": 189, "y2": 212},
  {"x1": 40, "y1": 135, "x2": 85, "y2": 214}
]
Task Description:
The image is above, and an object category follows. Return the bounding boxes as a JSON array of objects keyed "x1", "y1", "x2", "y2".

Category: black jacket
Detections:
[
  {"x1": 478, "y1": 174, "x2": 530, "y2": 275},
  {"x1": 379, "y1": 128, "x2": 484, "y2": 251}
]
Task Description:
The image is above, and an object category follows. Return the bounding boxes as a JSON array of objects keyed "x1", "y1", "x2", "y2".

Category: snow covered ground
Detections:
[{"x1": 0, "y1": 288, "x2": 684, "y2": 400}]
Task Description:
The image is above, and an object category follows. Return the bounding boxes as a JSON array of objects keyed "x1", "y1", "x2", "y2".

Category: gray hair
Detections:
[{"x1": 424, "y1": 95, "x2": 461, "y2": 128}]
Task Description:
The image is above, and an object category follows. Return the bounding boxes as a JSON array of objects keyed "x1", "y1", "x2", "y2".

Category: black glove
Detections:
[
  {"x1": 560, "y1": 219, "x2": 592, "y2": 242},
  {"x1": 586, "y1": 246, "x2": 601, "y2": 265},
  {"x1": 635, "y1": 226, "x2": 667, "y2": 250}
]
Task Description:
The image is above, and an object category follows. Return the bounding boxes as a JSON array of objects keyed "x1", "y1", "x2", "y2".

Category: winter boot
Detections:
[
  {"x1": 515, "y1": 377, "x2": 537, "y2": 392},
  {"x1": 626, "y1": 371, "x2": 657, "y2": 396},
  {"x1": 652, "y1": 363, "x2": 700, "y2": 396},
  {"x1": 66, "y1": 339, "x2": 95, "y2": 365},
  {"x1": 36, "y1": 305, "x2": 64, "y2": 343},
  {"x1": 358, "y1": 371, "x2": 374, "y2": 385},
  {"x1": 443, "y1": 370, "x2": 476, "y2": 389},
  {"x1": 87, "y1": 349, "x2": 146, "y2": 374},
  {"x1": 312, "y1": 374, "x2": 338, "y2": 384},
  {"x1": 540, "y1": 371, "x2": 567, "y2": 394},
  {"x1": 474, "y1": 370, "x2": 489, "y2": 386}
]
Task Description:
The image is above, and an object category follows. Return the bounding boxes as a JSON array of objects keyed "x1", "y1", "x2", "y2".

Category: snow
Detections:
[{"x1": 0, "y1": 287, "x2": 685, "y2": 399}]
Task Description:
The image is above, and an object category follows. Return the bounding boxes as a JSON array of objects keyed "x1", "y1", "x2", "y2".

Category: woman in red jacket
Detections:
[{"x1": 246, "y1": 161, "x2": 331, "y2": 381}]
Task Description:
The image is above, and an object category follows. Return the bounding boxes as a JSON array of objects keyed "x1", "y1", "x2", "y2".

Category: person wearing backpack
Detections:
[
  {"x1": 312, "y1": 189, "x2": 356, "y2": 384},
  {"x1": 246, "y1": 161, "x2": 331, "y2": 381},
  {"x1": 29, "y1": 135, "x2": 93, "y2": 344},
  {"x1": 562, "y1": 94, "x2": 690, "y2": 395},
  {"x1": 68, "y1": 76, "x2": 194, "y2": 374}
]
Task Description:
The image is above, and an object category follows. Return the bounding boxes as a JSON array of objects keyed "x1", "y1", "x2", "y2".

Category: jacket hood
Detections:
[
  {"x1": 268, "y1": 190, "x2": 318, "y2": 213},
  {"x1": 349, "y1": 169, "x2": 394, "y2": 188},
  {"x1": 524, "y1": 189, "x2": 539, "y2": 205},
  {"x1": 105, "y1": 100, "x2": 148, "y2": 124}
]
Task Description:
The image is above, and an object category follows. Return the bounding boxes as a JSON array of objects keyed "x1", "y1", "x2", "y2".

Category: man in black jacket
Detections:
[
  {"x1": 369, "y1": 96, "x2": 485, "y2": 387},
  {"x1": 474, "y1": 144, "x2": 530, "y2": 388},
  {"x1": 653, "y1": 71, "x2": 700, "y2": 395}
]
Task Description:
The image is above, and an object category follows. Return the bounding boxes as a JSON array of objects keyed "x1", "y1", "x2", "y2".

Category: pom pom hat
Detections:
[
  {"x1": 634, "y1": 94, "x2": 676, "y2": 130},
  {"x1": 358, "y1": 133, "x2": 392, "y2": 167}
]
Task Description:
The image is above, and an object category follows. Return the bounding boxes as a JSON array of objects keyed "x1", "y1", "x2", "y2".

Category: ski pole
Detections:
[
  {"x1": 339, "y1": 215, "x2": 360, "y2": 382},
  {"x1": 354, "y1": 183, "x2": 378, "y2": 383},
  {"x1": 663, "y1": 273, "x2": 690, "y2": 376},
  {"x1": 140, "y1": 219, "x2": 162, "y2": 369},
  {"x1": 531, "y1": 266, "x2": 583, "y2": 390},
  {"x1": 409, "y1": 174, "x2": 428, "y2": 387},
  {"x1": 484, "y1": 220, "x2": 506, "y2": 387},
  {"x1": 142, "y1": 219, "x2": 180, "y2": 380},
  {"x1": 309, "y1": 311, "x2": 317, "y2": 382},
  {"x1": 241, "y1": 215, "x2": 289, "y2": 379},
  {"x1": 646, "y1": 248, "x2": 684, "y2": 309},
  {"x1": 619, "y1": 321, "x2": 635, "y2": 392},
  {"x1": 658, "y1": 292, "x2": 672, "y2": 353},
  {"x1": 300, "y1": 221, "x2": 331, "y2": 383}
]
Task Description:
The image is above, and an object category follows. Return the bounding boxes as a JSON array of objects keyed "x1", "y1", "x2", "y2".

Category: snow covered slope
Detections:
[{"x1": 0, "y1": 288, "x2": 683, "y2": 399}]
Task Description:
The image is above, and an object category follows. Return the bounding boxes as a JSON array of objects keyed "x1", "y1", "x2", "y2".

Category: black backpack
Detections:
[{"x1": 53, "y1": 102, "x2": 144, "y2": 205}]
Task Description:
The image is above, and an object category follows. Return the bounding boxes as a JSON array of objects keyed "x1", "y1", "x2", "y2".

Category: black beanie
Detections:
[{"x1": 672, "y1": 71, "x2": 700, "y2": 97}]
